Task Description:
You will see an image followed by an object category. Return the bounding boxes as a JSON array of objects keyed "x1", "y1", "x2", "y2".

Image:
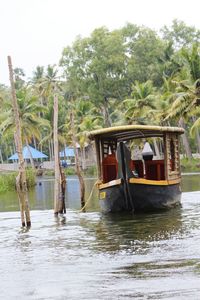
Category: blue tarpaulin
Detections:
[
  {"x1": 8, "y1": 145, "x2": 48, "y2": 160},
  {"x1": 59, "y1": 147, "x2": 75, "y2": 158}
]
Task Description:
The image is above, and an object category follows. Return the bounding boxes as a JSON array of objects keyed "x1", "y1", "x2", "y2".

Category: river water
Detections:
[{"x1": 0, "y1": 174, "x2": 200, "y2": 299}]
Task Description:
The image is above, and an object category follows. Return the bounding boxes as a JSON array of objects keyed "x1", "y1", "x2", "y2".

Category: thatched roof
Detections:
[{"x1": 88, "y1": 125, "x2": 184, "y2": 141}]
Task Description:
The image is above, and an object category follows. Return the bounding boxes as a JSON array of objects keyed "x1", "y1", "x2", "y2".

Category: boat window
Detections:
[
  {"x1": 102, "y1": 140, "x2": 117, "y2": 158},
  {"x1": 170, "y1": 139, "x2": 175, "y2": 171},
  {"x1": 102, "y1": 153, "x2": 118, "y2": 183},
  {"x1": 165, "y1": 133, "x2": 180, "y2": 179}
]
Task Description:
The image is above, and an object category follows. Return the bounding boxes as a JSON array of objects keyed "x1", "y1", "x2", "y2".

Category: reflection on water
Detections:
[
  {"x1": 0, "y1": 176, "x2": 99, "y2": 212},
  {"x1": 0, "y1": 173, "x2": 199, "y2": 212},
  {"x1": 93, "y1": 208, "x2": 183, "y2": 253},
  {"x1": 0, "y1": 174, "x2": 200, "y2": 299}
]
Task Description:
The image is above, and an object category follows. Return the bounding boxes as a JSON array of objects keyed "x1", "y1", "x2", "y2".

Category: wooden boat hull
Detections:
[{"x1": 99, "y1": 181, "x2": 181, "y2": 213}]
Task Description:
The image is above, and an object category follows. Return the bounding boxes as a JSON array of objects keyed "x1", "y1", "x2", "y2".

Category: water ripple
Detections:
[{"x1": 0, "y1": 186, "x2": 200, "y2": 299}]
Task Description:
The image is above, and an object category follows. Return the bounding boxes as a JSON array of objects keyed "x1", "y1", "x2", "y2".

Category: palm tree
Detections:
[
  {"x1": 62, "y1": 98, "x2": 103, "y2": 169},
  {"x1": 181, "y1": 43, "x2": 200, "y2": 82},
  {"x1": 164, "y1": 79, "x2": 199, "y2": 156},
  {"x1": 0, "y1": 87, "x2": 50, "y2": 167},
  {"x1": 7, "y1": 56, "x2": 31, "y2": 227},
  {"x1": 164, "y1": 44, "x2": 200, "y2": 155},
  {"x1": 123, "y1": 80, "x2": 156, "y2": 125},
  {"x1": 180, "y1": 44, "x2": 200, "y2": 144}
]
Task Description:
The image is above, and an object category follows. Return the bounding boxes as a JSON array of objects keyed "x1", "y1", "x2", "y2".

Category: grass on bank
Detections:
[
  {"x1": 43, "y1": 158, "x2": 199, "y2": 175},
  {"x1": 0, "y1": 158, "x2": 199, "y2": 193},
  {"x1": 0, "y1": 166, "x2": 97, "y2": 193},
  {"x1": 44, "y1": 165, "x2": 97, "y2": 177},
  {"x1": 180, "y1": 158, "x2": 200, "y2": 173},
  {"x1": 0, "y1": 169, "x2": 36, "y2": 193}
]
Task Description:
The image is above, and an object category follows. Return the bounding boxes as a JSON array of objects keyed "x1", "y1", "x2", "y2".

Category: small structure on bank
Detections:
[
  {"x1": 59, "y1": 147, "x2": 75, "y2": 166},
  {"x1": 8, "y1": 145, "x2": 48, "y2": 162},
  {"x1": 60, "y1": 144, "x2": 95, "y2": 169}
]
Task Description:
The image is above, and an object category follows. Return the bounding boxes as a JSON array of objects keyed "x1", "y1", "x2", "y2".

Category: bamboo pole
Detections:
[
  {"x1": 53, "y1": 94, "x2": 66, "y2": 215},
  {"x1": 8, "y1": 56, "x2": 31, "y2": 227},
  {"x1": 26, "y1": 138, "x2": 36, "y2": 170},
  {"x1": 53, "y1": 94, "x2": 60, "y2": 215}
]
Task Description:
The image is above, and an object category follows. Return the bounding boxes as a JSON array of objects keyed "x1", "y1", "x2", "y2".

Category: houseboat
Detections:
[{"x1": 88, "y1": 125, "x2": 184, "y2": 213}]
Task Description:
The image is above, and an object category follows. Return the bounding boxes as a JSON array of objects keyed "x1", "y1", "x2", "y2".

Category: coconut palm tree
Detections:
[
  {"x1": 0, "y1": 87, "x2": 50, "y2": 167},
  {"x1": 123, "y1": 80, "x2": 156, "y2": 125},
  {"x1": 180, "y1": 44, "x2": 200, "y2": 142},
  {"x1": 164, "y1": 44, "x2": 200, "y2": 155},
  {"x1": 62, "y1": 98, "x2": 103, "y2": 168}
]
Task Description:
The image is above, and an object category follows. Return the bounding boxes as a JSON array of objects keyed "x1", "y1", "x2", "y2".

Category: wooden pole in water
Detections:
[
  {"x1": 53, "y1": 94, "x2": 66, "y2": 215},
  {"x1": 53, "y1": 93, "x2": 60, "y2": 215},
  {"x1": 7, "y1": 56, "x2": 31, "y2": 227}
]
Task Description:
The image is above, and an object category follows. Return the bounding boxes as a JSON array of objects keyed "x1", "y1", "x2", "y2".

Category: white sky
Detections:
[{"x1": 1, "y1": 0, "x2": 200, "y2": 85}]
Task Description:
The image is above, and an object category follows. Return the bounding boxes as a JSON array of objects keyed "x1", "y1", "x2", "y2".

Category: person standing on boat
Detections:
[
  {"x1": 142, "y1": 142, "x2": 154, "y2": 161},
  {"x1": 142, "y1": 141, "x2": 154, "y2": 178}
]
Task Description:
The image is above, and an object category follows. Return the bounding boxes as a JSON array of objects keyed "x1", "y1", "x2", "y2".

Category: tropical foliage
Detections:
[{"x1": 1, "y1": 20, "x2": 200, "y2": 162}]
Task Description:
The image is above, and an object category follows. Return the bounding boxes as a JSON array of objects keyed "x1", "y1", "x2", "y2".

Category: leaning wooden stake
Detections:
[{"x1": 8, "y1": 56, "x2": 31, "y2": 227}]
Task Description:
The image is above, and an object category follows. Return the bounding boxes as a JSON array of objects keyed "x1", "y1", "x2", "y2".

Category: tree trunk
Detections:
[
  {"x1": 51, "y1": 139, "x2": 54, "y2": 161},
  {"x1": 53, "y1": 94, "x2": 65, "y2": 215},
  {"x1": 153, "y1": 138, "x2": 160, "y2": 159},
  {"x1": 70, "y1": 111, "x2": 85, "y2": 209},
  {"x1": 10, "y1": 146, "x2": 13, "y2": 157},
  {"x1": 195, "y1": 130, "x2": 200, "y2": 154},
  {"x1": 33, "y1": 136, "x2": 37, "y2": 149},
  {"x1": 0, "y1": 148, "x2": 3, "y2": 164},
  {"x1": 102, "y1": 97, "x2": 112, "y2": 127},
  {"x1": 63, "y1": 142, "x2": 67, "y2": 166},
  {"x1": 8, "y1": 56, "x2": 31, "y2": 227},
  {"x1": 48, "y1": 140, "x2": 52, "y2": 161},
  {"x1": 179, "y1": 118, "x2": 192, "y2": 158},
  {"x1": 81, "y1": 147, "x2": 87, "y2": 170},
  {"x1": 5, "y1": 143, "x2": 9, "y2": 161},
  {"x1": 53, "y1": 94, "x2": 61, "y2": 214},
  {"x1": 40, "y1": 144, "x2": 43, "y2": 163},
  {"x1": 191, "y1": 116, "x2": 200, "y2": 153},
  {"x1": 26, "y1": 138, "x2": 35, "y2": 170}
]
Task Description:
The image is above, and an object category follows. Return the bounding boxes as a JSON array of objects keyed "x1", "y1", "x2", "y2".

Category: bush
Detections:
[
  {"x1": 64, "y1": 167, "x2": 76, "y2": 175},
  {"x1": 0, "y1": 173, "x2": 16, "y2": 192},
  {"x1": 181, "y1": 157, "x2": 200, "y2": 172},
  {"x1": 43, "y1": 165, "x2": 97, "y2": 177},
  {"x1": 26, "y1": 169, "x2": 36, "y2": 188},
  {"x1": 0, "y1": 169, "x2": 36, "y2": 193},
  {"x1": 83, "y1": 165, "x2": 97, "y2": 176},
  {"x1": 43, "y1": 170, "x2": 55, "y2": 176}
]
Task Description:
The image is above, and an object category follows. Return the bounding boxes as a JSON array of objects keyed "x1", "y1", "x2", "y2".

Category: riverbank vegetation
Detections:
[
  {"x1": 181, "y1": 157, "x2": 200, "y2": 172},
  {"x1": 43, "y1": 165, "x2": 97, "y2": 177},
  {"x1": 0, "y1": 20, "x2": 200, "y2": 171},
  {"x1": 0, "y1": 157, "x2": 199, "y2": 193},
  {"x1": 0, "y1": 169, "x2": 36, "y2": 193}
]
